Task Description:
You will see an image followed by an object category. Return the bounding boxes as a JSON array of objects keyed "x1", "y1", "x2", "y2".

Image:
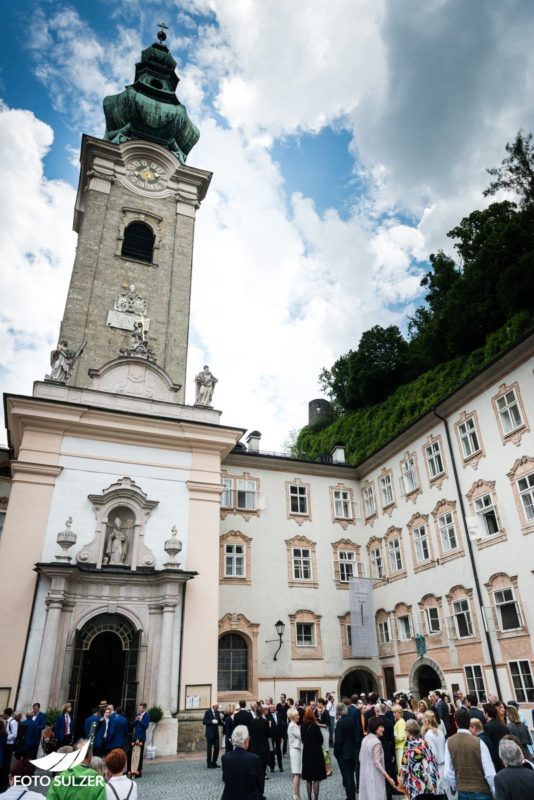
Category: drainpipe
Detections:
[
  {"x1": 433, "y1": 408, "x2": 503, "y2": 700},
  {"x1": 177, "y1": 579, "x2": 187, "y2": 713}
]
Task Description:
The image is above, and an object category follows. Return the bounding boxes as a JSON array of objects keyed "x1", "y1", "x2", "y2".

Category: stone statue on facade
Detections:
[
  {"x1": 104, "y1": 517, "x2": 128, "y2": 565},
  {"x1": 119, "y1": 318, "x2": 156, "y2": 362},
  {"x1": 194, "y1": 365, "x2": 217, "y2": 406},
  {"x1": 46, "y1": 340, "x2": 86, "y2": 383}
]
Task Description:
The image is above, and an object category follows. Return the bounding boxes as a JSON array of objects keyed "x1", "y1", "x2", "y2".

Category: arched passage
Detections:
[
  {"x1": 68, "y1": 613, "x2": 140, "y2": 735},
  {"x1": 409, "y1": 656, "x2": 446, "y2": 699},
  {"x1": 339, "y1": 667, "x2": 379, "y2": 698}
]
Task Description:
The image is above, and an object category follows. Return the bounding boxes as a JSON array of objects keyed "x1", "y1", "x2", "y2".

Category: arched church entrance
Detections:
[
  {"x1": 409, "y1": 657, "x2": 446, "y2": 699},
  {"x1": 68, "y1": 614, "x2": 140, "y2": 736},
  {"x1": 339, "y1": 667, "x2": 379, "y2": 698}
]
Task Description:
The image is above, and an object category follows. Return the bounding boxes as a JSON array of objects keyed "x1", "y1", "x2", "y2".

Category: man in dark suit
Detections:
[
  {"x1": 432, "y1": 691, "x2": 451, "y2": 735},
  {"x1": 267, "y1": 704, "x2": 283, "y2": 772},
  {"x1": 127, "y1": 702, "x2": 150, "y2": 778},
  {"x1": 222, "y1": 724, "x2": 263, "y2": 800},
  {"x1": 31, "y1": 703, "x2": 46, "y2": 737},
  {"x1": 84, "y1": 707, "x2": 101, "y2": 739},
  {"x1": 203, "y1": 702, "x2": 223, "y2": 768},
  {"x1": 234, "y1": 700, "x2": 253, "y2": 732},
  {"x1": 484, "y1": 703, "x2": 508, "y2": 771},
  {"x1": 334, "y1": 703, "x2": 357, "y2": 800},
  {"x1": 107, "y1": 707, "x2": 129, "y2": 751},
  {"x1": 248, "y1": 706, "x2": 270, "y2": 799},
  {"x1": 347, "y1": 694, "x2": 364, "y2": 791}
]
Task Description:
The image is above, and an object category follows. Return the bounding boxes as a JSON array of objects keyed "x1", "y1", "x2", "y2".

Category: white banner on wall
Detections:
[{"x1": 349, "y1": 576, "x2": 378, "y2": 658}]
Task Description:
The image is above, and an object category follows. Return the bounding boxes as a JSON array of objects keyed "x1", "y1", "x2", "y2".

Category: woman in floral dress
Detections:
[{"x1": 399, "y1": 719, "x2": 440, "y2": 799}]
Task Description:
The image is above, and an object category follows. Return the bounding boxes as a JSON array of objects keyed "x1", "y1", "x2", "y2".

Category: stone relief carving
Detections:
[
  {"x1": 114, "y1": 285, "x2": 148, "y2": 316},
  {"x1": 119, "y1": 319, "x2": 156, "y2": 362}
]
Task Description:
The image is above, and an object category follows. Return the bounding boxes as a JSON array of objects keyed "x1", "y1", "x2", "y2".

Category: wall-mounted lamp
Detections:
[{"x1": 265, "y1": 619, "x2": 286, "y2": 661}]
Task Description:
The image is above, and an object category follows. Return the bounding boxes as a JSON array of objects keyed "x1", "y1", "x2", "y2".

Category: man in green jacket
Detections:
[{"x1": 48, "y1": 744, "x2": 106, "y2": 800}]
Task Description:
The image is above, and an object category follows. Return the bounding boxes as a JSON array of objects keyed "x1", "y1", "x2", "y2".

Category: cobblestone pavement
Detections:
[
  {"x1": 134, "y1": 756, "x2": 347, "y2": 800},
  {"x1": 31, "y1": 754, "x2": 349, "y2": 798}
]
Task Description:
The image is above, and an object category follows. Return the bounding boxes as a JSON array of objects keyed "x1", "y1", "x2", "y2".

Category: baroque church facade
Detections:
[{"x1": 0, "y1": 33, "x2": 533, "y2": 754}]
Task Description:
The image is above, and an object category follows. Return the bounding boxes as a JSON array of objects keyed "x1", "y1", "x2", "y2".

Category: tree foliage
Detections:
[
  {"x1": 319, "y1": 133, "x2": 534, "y2": 414},
  {"x1": 484, "y1": 131, "x2": 534, "y2": 208}
]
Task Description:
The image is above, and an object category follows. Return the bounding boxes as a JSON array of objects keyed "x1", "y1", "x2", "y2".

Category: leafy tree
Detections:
[{"x1": 484, "y1": 131, "x2": 534, "y2": 208}]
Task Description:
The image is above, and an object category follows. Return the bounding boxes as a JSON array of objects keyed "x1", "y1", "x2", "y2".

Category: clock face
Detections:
[{"x1": 126, "y1": 159, "x2": 166, "y2": 190}]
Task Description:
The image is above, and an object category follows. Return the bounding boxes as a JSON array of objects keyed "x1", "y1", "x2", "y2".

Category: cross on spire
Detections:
[{"x1": 157, "y1": 22, "x2": 169, "y2": 42}]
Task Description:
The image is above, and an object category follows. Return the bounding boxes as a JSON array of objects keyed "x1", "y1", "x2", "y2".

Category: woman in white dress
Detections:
[
  {"x1": 288, "y1": 707, "x2": 302, "y2": 800},
  {"x1": 421, "y1": 710, "x2": 450, "y2": 798}
]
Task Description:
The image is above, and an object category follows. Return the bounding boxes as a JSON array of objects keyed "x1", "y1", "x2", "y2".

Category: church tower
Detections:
[{"x1": 58, "y1": 28, "x2": 210, "y2": 399}]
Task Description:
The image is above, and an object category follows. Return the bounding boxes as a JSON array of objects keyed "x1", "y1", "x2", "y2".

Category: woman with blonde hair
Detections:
[
  {"x1": 421, "y1": 710, "x2": 449, "y2": 797},
  {"x1": 287, "y1": 707, "x2": 302, "y2": 800},
  {"x1": 223, "y1": 703, "x2": 235, "y2": 752},
  {"x1": 415, "y1": 699, "x2": 428, "y2": 722},
  {"x1": 392, "y1": 704, "x2": 406, "y2": 773},
  {"x1": 506, "y1": 704, "x2": 533, "y2": 757}
]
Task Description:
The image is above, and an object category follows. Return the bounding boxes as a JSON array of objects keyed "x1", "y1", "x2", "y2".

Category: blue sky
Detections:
[{"x1": 1, "y1": 0, "x2": 533, "y2": 449}]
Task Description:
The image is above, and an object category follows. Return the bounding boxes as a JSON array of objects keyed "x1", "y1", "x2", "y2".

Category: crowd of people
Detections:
[
  {"x1": 0, "y1": 699, "x2": 151, "y2": 798},
  {"x1": 209, "y1": 689, "x2": 534, "y2": 800}
]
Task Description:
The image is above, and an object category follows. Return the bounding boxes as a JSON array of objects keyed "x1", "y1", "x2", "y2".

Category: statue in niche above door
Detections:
[{"x1": 104, "y1": 514, "x2": 133, "y2": 566}]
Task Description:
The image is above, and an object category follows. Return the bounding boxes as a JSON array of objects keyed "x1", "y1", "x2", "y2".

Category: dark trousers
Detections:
[
  {"x1": 282, "y1": 730, "x2": 288, "y2": 755},
  {"x1": 269, "y1": 738, "x2": 282, "y2": 770},
  {"x1": 206, "y1": 738, "x2": 219, "y2": 766},
  {"x1": 355, "y1": 744, "x2": 361, "y2": 790},
  {"x1": 337, "y1": 756, "x2": 356, "y2": 800},
  {"x1": 0, "y1": 744, "x2": 14, "y2": 792}
]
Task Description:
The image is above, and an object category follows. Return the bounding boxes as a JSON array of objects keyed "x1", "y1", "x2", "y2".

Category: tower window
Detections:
[{"x1": 121, "y1": 221, "x2": 155, "y2": 263}]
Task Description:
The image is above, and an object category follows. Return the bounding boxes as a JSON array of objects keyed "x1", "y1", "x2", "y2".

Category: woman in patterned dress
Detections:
[{"x1": 399, "y1": 719, "x2": 440, "y2": 799}]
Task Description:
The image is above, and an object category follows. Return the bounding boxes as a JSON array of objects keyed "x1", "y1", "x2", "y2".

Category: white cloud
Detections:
[
  {"x1": 0, "y1": 107, "x2": 76, "y2": 428},
  {"x1": 4, "y1": 1, "x2": 534, "y2": 450}
]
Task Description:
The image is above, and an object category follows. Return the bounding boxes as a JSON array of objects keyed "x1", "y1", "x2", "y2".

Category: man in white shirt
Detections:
[
  {"x1": 326, "y1": 692, "x2": 336, "y2": 748},
  {"x1": 444, "y1": 707, "x2": 495, "y2": 799}
]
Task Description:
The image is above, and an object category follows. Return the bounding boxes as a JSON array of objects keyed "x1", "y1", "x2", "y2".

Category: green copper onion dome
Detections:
[{"x1": 103, "y1": 26, "x2": 199, "y2": 163}]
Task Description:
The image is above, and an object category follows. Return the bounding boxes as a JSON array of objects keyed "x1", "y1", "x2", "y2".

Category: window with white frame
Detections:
[
  {"x1": 518, "y1": 473, "x2": 534, "y2": 521},
  {"x1": 439, "y1": 512, "x2": 458, "y2": 552},
  {"x1": 380, "y1": 474, "x2": 394, "y2": 507},
  {"x1": 425, "y1": 606, "x2": 441, "y2": 634},
  {"x1": 496, "y1": 389, "x2": 523, "y2": 434},
  {"x1": 363, "y1": 486, "x2": 376, "y2": 517},
  {"x1": 388, "y1": 538, "x2": 403, "y2": 572},
  {"x1": 289, "y1": 484, "x2": 308, "y2": 515},
  {"x1": 221, "y1": 477, "x2": 257, "y2": 510},
  {"x1": 398, "y1": 615, "x2": 412, "y2": 640},
  {"x1": 413, "y1": 524, "x2": 430, "y2": 563},
  {"x1": 452, "y1": 598, "x2": 473, "y2": 638},
  {"x1": 370, "y1": 546, "x2": 384, "y2": 579},
  {"x1": 224, "y1": 543, "x2": 245, "y2": 578},
  {"x1": 494, "y1": 588, "x2": 522, "y2": 631},
  {"x1": 509, "y1": 660, "x2": 534, "y2": 703},
  {"x1": 377, "y1": 619, "x2": 391, "y2": 644},
  {"x1": 401, "y1": 457, "x2": 418, "y2": 494},
  {"x1": 474, "y1": 493, "x2": 500, "y2": 536},
  {"x1": 338, "y1": 550, "x2": 355, "y2": 582},
  {"x1": 458, "y1": 416, "x2": 481, "y2": 459},
  {"x1": 292, "y1": 547, "x2": 312, "y2": 580},
  {"x1": 296, "y1": 622, "x2": 315, "y2": 646},
  {"x1": 465, "y1": 664, "x2": 486, "y2": 703},
  {"x1": 425, "y1": 441, "x2": 444, "y2": 479},
  {"x1": 333, "y1": 489, "x2": 352, "y2": 519},
  {"x1": 221, "y1": 478, "x2": 233, "y2": 508}
]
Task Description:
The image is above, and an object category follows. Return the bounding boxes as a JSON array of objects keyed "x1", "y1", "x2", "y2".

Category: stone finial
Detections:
[
  {"x1": 194, "y1": 365, "x2": 217, "y2": 407},
  {"x1": 164, "y1": 525, "x2": 182, "y2": 569},
  {"x1": 56, "y1": 516, "x2": 77, "y2": 561},
  {"x1": 46, "y1": 340, "x2": 86, "y2": 383}
]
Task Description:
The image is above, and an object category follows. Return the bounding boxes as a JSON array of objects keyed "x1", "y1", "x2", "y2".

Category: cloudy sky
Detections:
[{"x1": 1, "y1": 0, "x2": 533, "y2": 450}]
